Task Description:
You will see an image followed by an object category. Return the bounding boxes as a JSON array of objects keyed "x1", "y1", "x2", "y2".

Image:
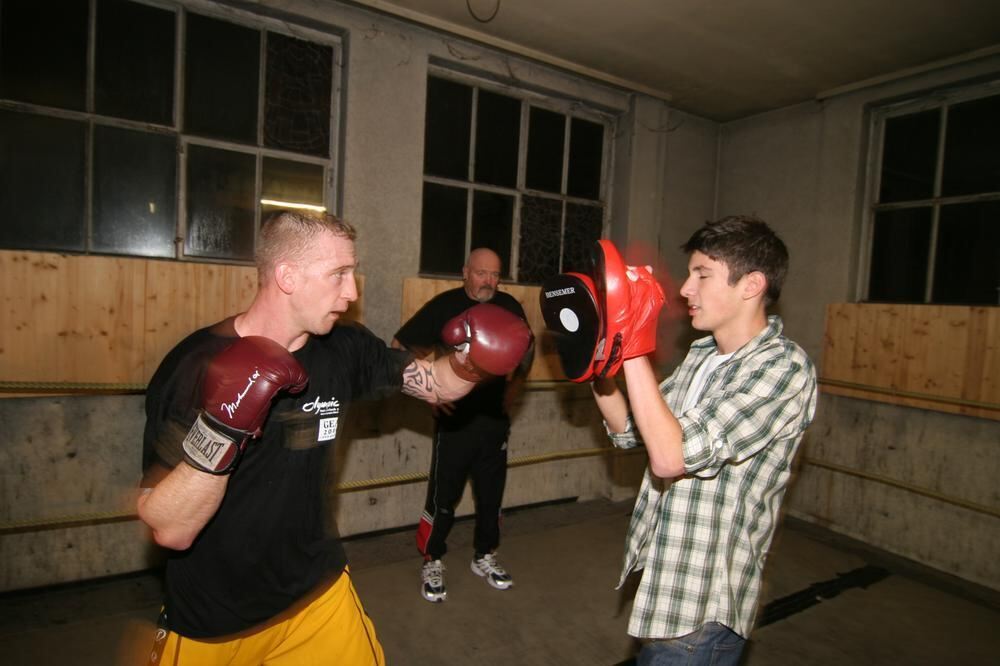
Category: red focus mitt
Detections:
[{"x1": 592, "y1": 240, "x2": 666, "y2": 379}]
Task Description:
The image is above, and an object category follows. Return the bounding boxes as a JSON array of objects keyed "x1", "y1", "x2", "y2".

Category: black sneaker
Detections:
[
  {"x1": 421, "y1": 559, "x2": 447, "y2": 602},
  {"x1": 470, "y1": 553, "x2": 513, "y2": 590}
]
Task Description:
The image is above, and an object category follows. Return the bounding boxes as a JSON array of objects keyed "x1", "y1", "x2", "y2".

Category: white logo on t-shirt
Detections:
[{"x1": 318, "y1": 417, "x2": 339, "y2": 442}]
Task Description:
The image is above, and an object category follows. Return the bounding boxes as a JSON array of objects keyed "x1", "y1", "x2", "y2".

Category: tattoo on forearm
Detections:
[{"x1": 401, "y1": 361, "x2": 437, "y2": 400}]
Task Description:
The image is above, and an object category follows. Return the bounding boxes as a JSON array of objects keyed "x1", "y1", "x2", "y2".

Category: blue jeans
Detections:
[{"x1": 637, "y1": 623, "x2": 746, "y2": 666}]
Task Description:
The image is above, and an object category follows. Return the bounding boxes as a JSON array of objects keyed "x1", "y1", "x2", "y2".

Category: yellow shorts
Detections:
[{"x1": 148, "y1": 569, "x2": 384, "y2": 666}]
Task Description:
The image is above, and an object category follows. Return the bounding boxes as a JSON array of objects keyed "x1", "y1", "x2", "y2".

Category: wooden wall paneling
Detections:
[
  {"x1": 979, "y1": 308, "x2": 999, "y2": 404},
  {"x1": 0, "y1": 252, "x2": 147, "y2": 385},
  {"x1": 821, "y1": 303, "x2": 857, "y2": 382},
  {"x1": 1, "y1": 251, "x2": 54, "y2": 382},
  {"x1": 962, "y1": 307, "x2": 999, "y2": 409},
  {"x1": 873, "y1": 305, "x2": 905, "y2": 390},
  {"x1": 143, "y1": 260, "x2": 211, "y2": 383},
  {"x1": 69, "y1": 254, "x2": 147, "y2": 384},
  {"x1": 821, "y1": 303, "x2": 999, "y2": 421},
  {"x1": 141, "y1": 262, "x2": 260, "y2": 383},
  {"x1": 2, "y1": 251, "x2": 364, "y2": 391},
  {"x1": 399, "y1": 278, "x2": 456, "y2": 320},
  {"x1": 904, "y1": 306, "x2": 967, "y2": 398},
  {"x1": 222, "y1": 264, "x2": 259, "y2": 319},
  {"x1": 849, "y1": 303, "x2": 879, "y2": 388},
  {"x1": 987, "y1": 308, "x2": 1000, "y2": 405},
  {"x1": 894, "y1": 305, "x2": 953, "y2": 412}
]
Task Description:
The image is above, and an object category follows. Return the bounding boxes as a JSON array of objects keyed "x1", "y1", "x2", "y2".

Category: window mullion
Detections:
[
  {"x1": 86, "y1": 1, "x2": 97, "y2": 114},
  {"x1": 511, "y1": 100, "x2": 530, "y2": 281},
  {"x1": 255, "y1": 28, "x2": 267, "y2": 242},
  {"x1": 859, "y1": 115, "x2": 883, "y2": 301},
  {"x1": 559, "y1": 116, "x2": 571, "y2": 272},
  {"x1": 465, "y1": 88, "x2": 480, "y2": 258},
  {"x1": 327, "y1": 44, "x2": 341, "y2": 216},
  {"x1": 175, "y1": 8, "x2": 188, "y2": 259},
  {"x1": 925, "y1": 104, "x2": 949, "y2": 303},
  {"x1": 84, "y1": 0, "x2": 98, "y2": 254}
]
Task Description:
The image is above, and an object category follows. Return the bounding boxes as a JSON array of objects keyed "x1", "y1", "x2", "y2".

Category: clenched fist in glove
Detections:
[
  {"x1": 618, "y1": 265, "x2": 666, "y2": 359},
  {"x1": 182, "y1": 336, "x2": 308, "y2": 474},
  {"x1": 442, "y1": 303, "x2": 533, "y2": 381},
  {"x1": 593, "y1": 240, "x2": 666, "y2": 378}
]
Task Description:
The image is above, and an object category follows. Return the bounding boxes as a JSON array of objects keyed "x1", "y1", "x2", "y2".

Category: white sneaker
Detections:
[
  {"x1": 470, "y1": 553, "x2": 513, "y2": 590},
  {"x1": 421, "y1": 559, "x2": 447, "y2": 602}
]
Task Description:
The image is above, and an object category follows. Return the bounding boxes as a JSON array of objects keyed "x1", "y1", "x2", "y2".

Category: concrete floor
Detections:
[{"x1": 1, "y1": 498, "x2": 998, "y2": 665}]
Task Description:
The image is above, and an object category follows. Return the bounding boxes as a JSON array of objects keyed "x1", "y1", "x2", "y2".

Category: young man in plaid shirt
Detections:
[{"x1": 592, "y1": 216, "x2": 818, "y2": 665}]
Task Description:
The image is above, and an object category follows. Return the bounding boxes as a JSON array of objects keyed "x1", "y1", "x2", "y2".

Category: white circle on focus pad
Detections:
[{"x1": 559, "y1": 308, "x2": 580, "y2": 332}]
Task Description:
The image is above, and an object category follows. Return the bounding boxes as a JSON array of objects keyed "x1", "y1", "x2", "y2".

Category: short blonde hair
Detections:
[{"x1": 255, "y1": 210, "x2": 357, "y2": 283}]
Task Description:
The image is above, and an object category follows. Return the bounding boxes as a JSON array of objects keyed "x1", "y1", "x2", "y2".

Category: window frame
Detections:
[
  {"x1": 0, "y1": 0, "x2": 343, "y2": 265},
  {"x1": 420, "y1": 65, "x2": 616, "y2": 283},
  {"x1": 859, "y1": 80, "x2": 1000, "y2": 304}
]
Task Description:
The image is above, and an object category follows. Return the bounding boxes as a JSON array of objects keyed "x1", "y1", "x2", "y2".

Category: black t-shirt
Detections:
[
  {"x1": 142, "y1": 317, "x2": 411, "y2": 638},
  {"x1": 394, "y1": 288, "x2": 527, "y2": 433}
]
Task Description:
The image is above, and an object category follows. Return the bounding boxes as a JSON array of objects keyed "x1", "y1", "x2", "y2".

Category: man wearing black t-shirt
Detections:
[
  {"x1": 137, "y1": 214, "x2": 531, "y2": 665},
  {"x1": 393, "y1": 248, "x2": 534, "y2": 603}
]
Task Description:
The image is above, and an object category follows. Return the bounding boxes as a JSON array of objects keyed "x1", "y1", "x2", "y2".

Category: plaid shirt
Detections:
[{"x1": 607, "y1": 316, "x2": 817, "y2": 639}]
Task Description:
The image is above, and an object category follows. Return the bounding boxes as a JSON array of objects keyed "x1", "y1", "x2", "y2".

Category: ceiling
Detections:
[{"x1": 346, "y1": 0, "x2": 1000, "y2": 121}]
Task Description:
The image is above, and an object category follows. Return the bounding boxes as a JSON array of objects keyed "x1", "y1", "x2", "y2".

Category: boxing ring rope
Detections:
[
  {"x1": 798, "y1": 456, "x2": 1000, "y2": 519},
  {"x1": 3, "y1": 446, "x2": 998, "y2": 537},
  {"x1": 2, "y1": 377, "x2": 998, "y2": 412},
  {"x1": 2, "y1": 378, "x2": 997, "y2": 536},
  {"x1": 817, "y1": 378, "x2": 1000, "y2": 412},
  {"x1": 0, "y1": 446, "x2": 646, "y2": 536},
  {"x1": 0, "y1": 381, "x2": 147, "y2": 394}
]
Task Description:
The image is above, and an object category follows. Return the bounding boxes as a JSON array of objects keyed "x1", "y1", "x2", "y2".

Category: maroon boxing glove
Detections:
[
  {"x1": 182, "y1": 336, "x2": 308, "y2": 474},
  {"x1": 442, "y1": 303, "x2": 533, "y2": 381}
]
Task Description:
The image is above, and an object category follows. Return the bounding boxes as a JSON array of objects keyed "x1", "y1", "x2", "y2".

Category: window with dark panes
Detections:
[
  {"x1": 471, "y1": 190, "x2": 515, "y2": 272},
  {"x1": 93, "y1": 125, "x2": 177, "y2": 257},
  {"x1": 526, "y1": 107, "x2": 566, "y2": 194},
  {"x1": 185, "y1": 13, "x2": 260, "y2": 144},
  {"x1": 96, "y1": 0, "x2": 175, "y2": 125},
  {"x1": 867, "y1": 89, "x2": 1000, "y2": 305},
  {"x1": 265, "y1": 33, "x2": 334, "y2": 157},
  {"x1": 0, "y1": 110, "x2": 86, "y2": 251},
  {"x1": 517, "y1": 196, "x2": 562, "y2": 283},
  {"x1": 425, "y1": 77, "x2": 472, "y2": 180},
  {"x1": 420, "y1": 183, "x2": 468, "y2": 275},
  {"x1": 420, "y1": 74, "x2": 610, "y2": 283},
  {"x1": 186, "y1": 145, "x2": 256, "y2": 261},
  {"x1": 0, "y1": 0, "x2": 340, "y2": 263},
  {"x1": 474, "y1": 90, "x2": 519, "y2": 188},
  {"x1": 0, "y1": 0, "x2": 89, "y2": 111}
]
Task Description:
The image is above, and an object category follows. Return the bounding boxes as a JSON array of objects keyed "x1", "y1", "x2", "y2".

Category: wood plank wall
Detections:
[
  {"x1": 0, "y1": 250, "x2": 363, "y2": 391},
  {"x1": 821, "y1": 303, "x2": 999, "y2": 421},
  {"x1": 400, "y1": 277, "x2": 565, "y2": 382}
]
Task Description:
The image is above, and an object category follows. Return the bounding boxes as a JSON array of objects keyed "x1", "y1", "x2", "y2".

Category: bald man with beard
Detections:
[{"x1": 393, "y1": 248, "x2": 534, "y2": 603}]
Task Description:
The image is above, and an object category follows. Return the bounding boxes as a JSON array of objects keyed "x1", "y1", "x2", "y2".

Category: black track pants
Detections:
[{"x1": 415, "y1": 427, "x2": 509, "y2": 560}]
